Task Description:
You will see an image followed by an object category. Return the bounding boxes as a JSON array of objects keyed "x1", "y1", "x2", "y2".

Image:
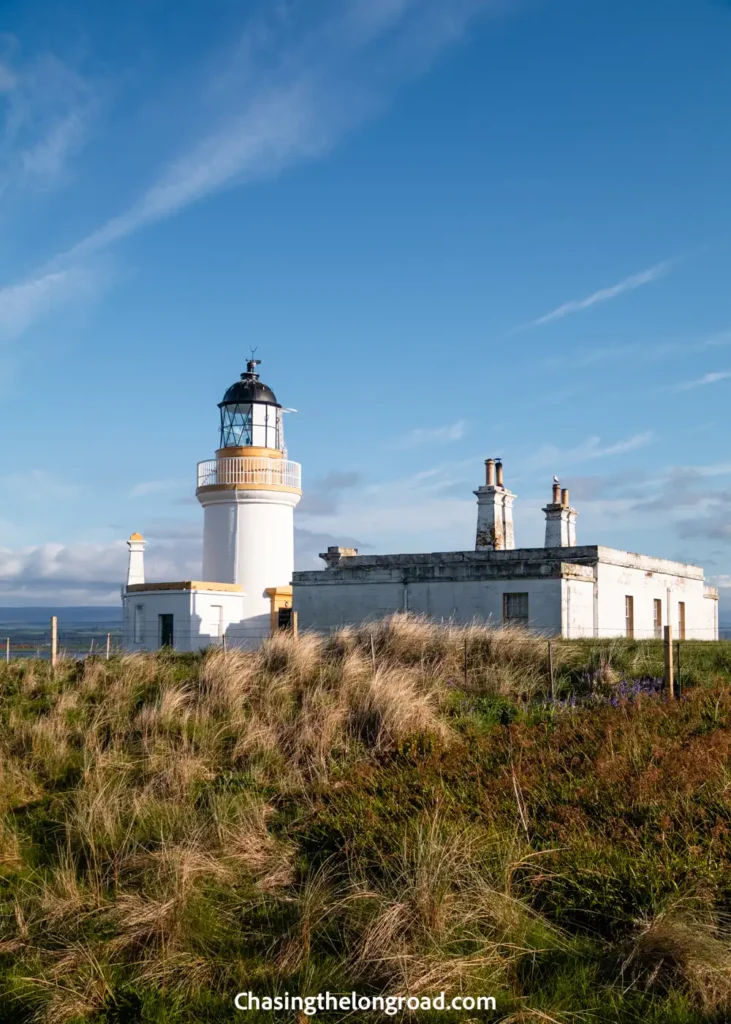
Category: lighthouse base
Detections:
[{"x1": 121, "y1": 580, "x2": 278, "y2": 652}]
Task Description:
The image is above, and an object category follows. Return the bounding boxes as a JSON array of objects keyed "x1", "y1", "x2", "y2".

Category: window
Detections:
[
  {"x1": 678, "y1": 601, "x2": 686, "y2": 640},
  {"x1": 218, "y1": 402, "x2": 282, "y2": 450},
  {"x1": 625, "y1": 595, "x2": 634, "y2": 638},
  {"x1": 653, "y1": 599, "x2": 662, "y2": 639},
  {"x1": 133, "y1": 604, "x2": 144, "y2": 644},
  {"x1": 503, "y1": 592, "x2": 529, "y2": 625}
]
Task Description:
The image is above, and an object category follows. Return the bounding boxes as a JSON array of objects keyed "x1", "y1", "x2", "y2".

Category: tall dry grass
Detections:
[{"x1": 0, "y1": 615, "x2": 729, "y2": 1022}]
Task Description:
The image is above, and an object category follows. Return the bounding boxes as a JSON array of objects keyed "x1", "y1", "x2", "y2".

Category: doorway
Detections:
[{"x1": 159, "y1": 614, "x2": 174, "y2": 648}]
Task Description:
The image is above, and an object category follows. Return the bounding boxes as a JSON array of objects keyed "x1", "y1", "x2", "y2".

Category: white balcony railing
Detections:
[{"x1": 197, "y1": 457, "x2": 301, "y2": 490}]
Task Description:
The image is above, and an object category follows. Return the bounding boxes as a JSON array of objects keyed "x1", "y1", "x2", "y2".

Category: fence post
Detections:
[
  {"x1": 5, "y1": 637, "x2": 9, "y2": 663},
  {"x1": 51, "y1": 616, "x2": 58, "y2": 669},
  {"x1": 463, "y1": 637, "x2": 468, "y2": 686},
  {"x1": 664, "y1": 625, "x2": 674, "y2": 699},
  {"x1": 291, "y1": 611, "x2": 298, "y2": 640},
  {"x1": 222, "y1": 632, "x2": 227, "y2": 655},
  {"x1": 89, "y1": 639, "x2": 95, "y2": 657},
  {"x1": 548, "y1": 639, "x2": 555, "y2": 700},
  {"x1": 106, "y1": 633, "x2": 111, "y2": 660},
  {"x1": 676, "y1": 639, "x2": 681, "y2": 698}
]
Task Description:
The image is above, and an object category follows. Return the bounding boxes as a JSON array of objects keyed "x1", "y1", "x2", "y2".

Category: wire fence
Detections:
[{"x1": 0, "y1": 618, "x2": 728, "y2": 659}]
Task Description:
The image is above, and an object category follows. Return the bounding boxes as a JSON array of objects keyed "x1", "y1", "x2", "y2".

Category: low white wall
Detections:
[
  {"x1": 122, "y1": 591, "x2": 194, "y2": 651},
  {"x1": 122, "y1": 590, "x2": 249, "y2": 652}
]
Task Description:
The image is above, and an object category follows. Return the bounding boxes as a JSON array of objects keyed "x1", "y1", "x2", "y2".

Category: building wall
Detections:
[
  {"x1": 294, "y1": 577, "x2": 565, "y2": 633},
  {"x1": 122, "y1": 590, "x2": 247, "y2": 652},
  {"x1": 293, "y1": 546, "x2": 718, "y2": 640},
  {"x1": 200, "y1": 490, "x2": 298, "y2": 619},
  {"x1": 122, "y1": 591, "x2": 193, "y2": 651},
  {"x1": 563, "y1": 576, "x2": 595, "y2": 638},
  {"x1": 595, "y1": 558, "x2": 716, "y2": 639}
]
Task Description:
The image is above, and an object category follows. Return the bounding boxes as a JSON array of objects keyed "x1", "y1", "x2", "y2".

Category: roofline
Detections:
[
  {"x1": 125, "y1": 581, "x2": 242, "y2": 593},
  {"x1": 293, "y1": 544, "x2": 706, "y2": 582}
]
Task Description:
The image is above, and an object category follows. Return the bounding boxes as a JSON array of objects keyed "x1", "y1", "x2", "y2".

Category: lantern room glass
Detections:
[{"x1": 219, "y1": 401, "x2": 282, "y2": 450}]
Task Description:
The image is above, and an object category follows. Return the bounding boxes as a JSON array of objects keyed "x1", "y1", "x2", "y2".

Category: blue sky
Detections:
[{"x1": 1, "y1": 0, "x2": 731, "y2": 608}]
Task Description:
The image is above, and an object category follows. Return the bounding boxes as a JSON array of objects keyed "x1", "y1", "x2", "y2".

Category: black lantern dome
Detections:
[
  {"x1": 218, "y1": 359, "x2": 284, "y2": 451},
  {"x1": 220, "y1": 359, "x2": 281, "y2": 408}
]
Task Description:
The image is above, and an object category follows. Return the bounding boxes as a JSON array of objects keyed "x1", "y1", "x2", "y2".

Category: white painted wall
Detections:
[
  {"x1": 295, "y1": 577, "x2": 564, "y2": 633},
  {"x1": 122, "y1": 591, "x2": 194, "y2": 651},
  {"x1": 199, "y1": 487, "x2": 300, "y2": 623},
  {"x1": 563, "y1": 576, "x2": 595, "y2": 638},
  {"x1": 122, "y1": 589, "x2": 247, "y2": 652},
  {"x1": 293, "y1": 547, "x2": 718, "y2": 640},
  {"x1": 201, "y1": 502, "x2": 238, "y2": 583},
  {"x1": 595, "y1": 557, "x2": 716, "y2": 639}
]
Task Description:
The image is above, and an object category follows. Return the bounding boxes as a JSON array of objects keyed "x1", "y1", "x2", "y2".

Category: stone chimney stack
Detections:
[
  {"x1": 126, "y1": 532, "x2": 146, "y2": 587},
  {"x1": 474, "y1": 458, "x2": 516, "y2": 551},
  {"x1": 543, "y1": 479, "x2": 578, "y2": 548},
  {"x1": 319, "y1": 545, "x2": 359, "y2": 568}
]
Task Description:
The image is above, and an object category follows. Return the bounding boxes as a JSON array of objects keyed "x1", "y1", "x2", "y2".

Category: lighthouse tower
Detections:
[{"x1": 196, "y1": 360, "x2": 302, "y2": 637}]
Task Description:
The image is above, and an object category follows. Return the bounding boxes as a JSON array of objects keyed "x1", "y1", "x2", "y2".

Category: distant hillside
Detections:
[{"x1": 1, "y1": 616, "x2": 731, "y2": 1023}]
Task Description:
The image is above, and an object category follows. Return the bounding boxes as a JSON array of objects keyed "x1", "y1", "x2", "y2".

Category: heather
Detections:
[{"x1": 0, "y1": 616, "x2": 730, "y2": 1022}]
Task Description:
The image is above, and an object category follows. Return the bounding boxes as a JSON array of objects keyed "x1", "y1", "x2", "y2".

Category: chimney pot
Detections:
[
  {"x1": 485, "y1": 458, "x2": 496, "y2": 486},
  {"x1": 561, "y1": 488, "x2": 569, "y2": 506},
  {"x1": 552, "y1": 482, "x2": 561, "y2": 503},
  {"x1": 495, "y1": 460, "x2": 504, "y2": 487}
]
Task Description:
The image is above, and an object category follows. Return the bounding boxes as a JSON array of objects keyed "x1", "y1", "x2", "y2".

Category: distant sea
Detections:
[
  {"x1": 0, "y1": 607, "x2": 122, "y2": 625},
  {"x1": 0, "y1": 608, "x2": 123, "y2": 659}
]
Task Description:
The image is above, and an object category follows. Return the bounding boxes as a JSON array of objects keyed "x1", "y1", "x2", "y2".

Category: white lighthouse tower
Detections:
[
  {"x1": 196, "y1": 359, "x2": 302, "y2": 636},
  {"x1": 122, "y1": 359, "x2": 301, "y2": 651}
]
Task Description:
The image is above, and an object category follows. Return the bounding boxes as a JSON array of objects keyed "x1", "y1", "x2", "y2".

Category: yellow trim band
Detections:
[
  {"x1": 126, "y1": 581, "x2": 242, "y2": 593},
  {"x1": 196, "y1": 483, "x2": 302, "y2": 495},
  {"x1": 216, "y1": 446, "x2": 284, "y2": 460}
]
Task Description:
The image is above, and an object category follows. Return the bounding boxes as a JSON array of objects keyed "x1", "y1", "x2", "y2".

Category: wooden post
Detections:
[
  {"x1": 548, "y1": 639, "x2": 555, "y2": 700},
  {"x1": 51, "y1": 616, "x2": 58, "y2": 668},
  {"x1": 106, "y1": 633, "x2": 111, "y2": 660},
  {"x1": 89, "y1": 638, "x2": 95, "y2": 657},
  {"x1": 370, "y1": 633, "x2": 376, "y2": 673},
  {"x1": 222, "y1": 632, "x2": 227, "y2": 655},
  {"x1": 664, "y1": 625, "x2": 674, "y2": 699},
  {"x1": 463, "y1": 637, "x2": 468, "y2": 686},
  {"x1": 676, "y1": 639, "x2": 681, "y2": 698},
  {"x1": 291, "y1": 611, "x2": 298, "y2": 640},
  {"x1": 5, "y1": 637, "x2": 9, "y2": 662}
]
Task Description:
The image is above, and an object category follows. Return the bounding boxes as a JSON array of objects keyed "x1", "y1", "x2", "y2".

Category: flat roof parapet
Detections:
[{"x1": 294, "y1": 545, "x2": 705, "y2": 583}]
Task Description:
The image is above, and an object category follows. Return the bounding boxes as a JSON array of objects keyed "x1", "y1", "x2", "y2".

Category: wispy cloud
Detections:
[
  {"x1": 0, "y1": 52, "x2": 98, "y2": 191},
  {"x1": 0, "y1": 61, "x2": 16, "y2": 93},
  {"x1": 0, "y1": 469, "x2": 78, "y2": 501},
  {"x1": 0, "y1": 268, "x2": 99, "y2": 345},
  {"x1": 54, "y1": 0, "x2": 495, "y2": 265},
  {"x1": 517, "y1": 260, "x2": 674, "y2": 332},
  {"x1": 391, "y1": 420, "x2": 467, "y2": 450},
  {"x1": 671, "y1": 371, "x2": 731, "y2": 392},
  {"x1": 129, "y1": 479, "x2": 187, "y2": 498},
  {"x1": 524, "y1": 431, "x2": 653, "y2": 471},
  {"x1": 0, "y1": 1, "x2": 502, "y2": 346}
]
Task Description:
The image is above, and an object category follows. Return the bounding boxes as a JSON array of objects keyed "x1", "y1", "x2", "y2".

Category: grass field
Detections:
[{"x1": 1, "y1": 615, "x2": 731, "y2": 1022}]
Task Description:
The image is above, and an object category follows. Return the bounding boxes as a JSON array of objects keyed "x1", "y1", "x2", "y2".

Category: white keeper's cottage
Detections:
[{"x1": 122, "y1": 365, "x2": 718, "y2": 650}]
